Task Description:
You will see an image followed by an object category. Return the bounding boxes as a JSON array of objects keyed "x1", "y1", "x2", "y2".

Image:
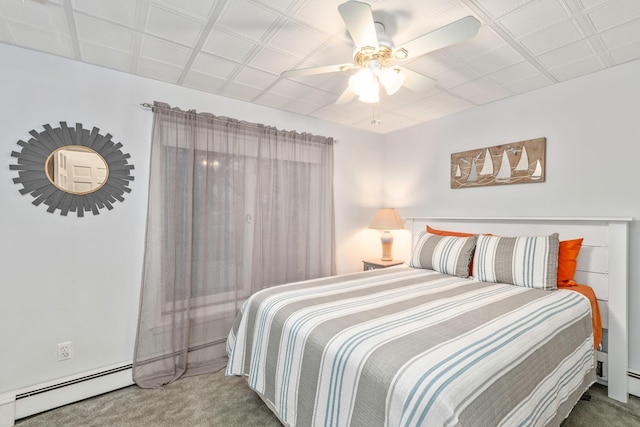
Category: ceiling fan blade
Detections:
[
  {"x1": 395, "y1": 16, "x2": 481, "y2": 59},
  {"x1": 335, "y1": 87, "x2": 356, "y2": 105},
  {"x1": 281, "y1": 63, "x2": 354, "y2": 79},
  {"x1": 338, "y1": 1, "x2": 379, "y2": 53},
  {"x1": 397, "y1": 67, "x2": 436, "y2": 92}
]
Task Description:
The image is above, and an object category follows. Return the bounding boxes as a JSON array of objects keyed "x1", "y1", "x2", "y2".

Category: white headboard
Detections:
[{"x1": 405, "y1": 216, "x2": 631, "y2": 403}]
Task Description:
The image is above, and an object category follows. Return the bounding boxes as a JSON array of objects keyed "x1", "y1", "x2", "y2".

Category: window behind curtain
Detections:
[{"x1": 133, "y1": 102, "x2": 335, "y2": 388}]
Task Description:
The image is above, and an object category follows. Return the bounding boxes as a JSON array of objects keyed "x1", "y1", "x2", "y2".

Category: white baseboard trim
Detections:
[
  {"x1": 628, "y1": 369, "x2": 640, "y2": 398},
  {"x1": 1, "y1": 361, "x2": 134, "y2": 427}
]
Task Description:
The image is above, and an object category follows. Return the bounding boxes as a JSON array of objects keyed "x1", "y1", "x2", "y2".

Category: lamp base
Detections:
[{"x1": 381, "y1": 230, "x2": 394, "y2": 261}]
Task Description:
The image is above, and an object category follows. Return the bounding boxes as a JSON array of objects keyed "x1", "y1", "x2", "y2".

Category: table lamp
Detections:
[{"x1": 368, "y1": 208, "x2": 405, "y2": 261}]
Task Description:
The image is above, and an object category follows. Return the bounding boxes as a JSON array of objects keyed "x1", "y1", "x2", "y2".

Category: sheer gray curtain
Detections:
[{"x1": 133, "y1": 102, "x2": 335, "y2": 388}]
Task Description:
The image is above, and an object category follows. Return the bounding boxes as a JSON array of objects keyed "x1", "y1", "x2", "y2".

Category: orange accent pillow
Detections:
[
  {"x1": 426, "y1": 226, "x2": 482, "y2": 275},
  {"x1": 426, "y1": 225, "x2": 475, "y2": 238},
  {"x1": 558, "y1": 282, "x2": 602, "y2": 349},
  {"x1": 557, "y1": 238, "x2": 583, "y2": 286}
]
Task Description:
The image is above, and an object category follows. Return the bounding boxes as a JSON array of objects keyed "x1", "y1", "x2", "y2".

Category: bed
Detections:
[{"x1": 226, "y1": 217, "x2": 630, "y2": 426}]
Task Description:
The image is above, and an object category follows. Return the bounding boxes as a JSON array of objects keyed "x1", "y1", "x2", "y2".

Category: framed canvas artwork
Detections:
[{"x1": 451, "y1": 137, "x2": 546, "y2": 189}]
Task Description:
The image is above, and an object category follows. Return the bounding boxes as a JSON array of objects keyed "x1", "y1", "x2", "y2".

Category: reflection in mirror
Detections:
[{"x1": 45, "y1": 146, "x2": 109, "y2": 195}]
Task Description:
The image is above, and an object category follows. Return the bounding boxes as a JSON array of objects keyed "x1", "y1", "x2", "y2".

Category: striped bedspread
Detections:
[{"x1": 226, "y1": 267, "x2": 596, "y2": 426}]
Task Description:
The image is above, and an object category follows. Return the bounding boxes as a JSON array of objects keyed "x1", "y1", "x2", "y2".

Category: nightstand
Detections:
[{"x1": 363, "y1": 259, "x2": 404, "y2": 271}]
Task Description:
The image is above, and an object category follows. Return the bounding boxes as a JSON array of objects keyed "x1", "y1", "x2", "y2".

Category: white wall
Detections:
[
  {"x1": 382, "y1": 58, "x2": 640, "y2": 372},
  {"x1": 0, "y1": 43, "x2": 384, "y2": 395}
]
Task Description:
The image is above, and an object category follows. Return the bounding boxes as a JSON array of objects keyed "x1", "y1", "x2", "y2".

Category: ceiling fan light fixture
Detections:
[
  {"x1": 359, "y1": 86, "x2": 379, "y2": 103},
  {"x1": 348, "y1": 68, "x2": 376, "y2": 97},
  {"x1": 379, "y1": 68, "x2": 405, "y2": 95}
]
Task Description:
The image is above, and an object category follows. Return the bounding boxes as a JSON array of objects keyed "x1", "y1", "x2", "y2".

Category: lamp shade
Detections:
[{"x1": 368, "y1": 208, "x2": 404, "y2": 230}]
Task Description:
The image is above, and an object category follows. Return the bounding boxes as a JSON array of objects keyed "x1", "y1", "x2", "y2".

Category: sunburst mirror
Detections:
[{"x1": 10, "y1": 122, "x2": 134, "y2": 217}]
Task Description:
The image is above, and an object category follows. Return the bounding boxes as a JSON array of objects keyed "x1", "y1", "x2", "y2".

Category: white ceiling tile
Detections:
[
  {"x1": 315, "y1": 74, "x2": 350, "y2": 94},
  {"x1": 137, "y1": 57, "x2": 183, "y2": 83},
  {"x1": 498, "y1": 0, "x2": 569, "y2": 38},
  {"x1": 331, "y1": 102, "x2": 376, "y2": 124},
  {"x1": 473, "y1": 0, "x2": 535, "y2": 18},
  {"x1": 293, "y1": 1, "x2": 345, "y2": 34},
  {"x1": 281, "y1": 98, "x2": 323, "y2": 115},
  {"x1": 586, "y1": 0, "x2": 640, "y2": 32},
  {"x1": 378, "y1": 86, "x2": 437, "y2": 110},
  {"x1": 152, "y1": 0, "x2": 218, "y2": 21},
  {"x1": 412, "y1": 3, "x2": 482, "y2": 37},
  {"x1": 300, "y1": 88, "x2": 340, "y2": 105},
  {"x1": 503, "y1": 73, "x2": 553, "y2": 93},
  {"x1": 191, "y1": 52, "x2": 239, "y2": 78},
  {"x1": 250, "y1": 46, "x2": 300, "y2": 74},
  {"x1": 202, "y1": 29, "x2": 257, "y2": 62},
  {"x1": 0, "y1": 20, "x2": 14, "y2": 43},
  {"x1": 446, "y1": 26, "x2": 505, "y2": 61},
  {"x1": 432, "y1": 67, "x2": 479, "y2": 89},
  {"x1": 75, "y1": 14, "x2": 134, "y2": 52},
  {"x1": 609, "y1": 40, "x2": 640, "y2": 64},
  {"x1": 183, "y1": 70, "x2": 226, "y2": 93},
  {"x1": 255, "y1": 91, "x2": 294, "y2": 109},
  {"x1": 234, "y1": 66, "x2": 279, "y2": 89},
  {"x1": 519, "y1": 20, "x2": 584, "y2": 56},
  {"x1": 6, "y1": 21, "x2": 74, "y2": 57},
  {"x1": 599, "y1": 18, "x2": 640, "y2": 50},
  {"x1": 448, "y1": 78, "x2": 510, "y2": 104},
  {"x1": 404, "y1": 51, "x2": 453, "y2": 78},
  {"x1": 486, "y1": 61, "x2": 539, "y2": 86},
  {"x1": 269, "y1": 78, "x2": 311, "y2": 97},
  {"x1": 576, "y1": 0, "x2": 610, "y2": 10},
  {"x1": 305, "y1": 40, "x2": 352, "y2": 66},
  {"x1": 465, "y1": 45, "x2": 524, "y2": 74},
  {"x1": 221, "y1": 81, "x2": 263, "y2": 101},
  {"x1": 260, "y1": 0, "x2": 298, "y2": 12},
  {"x1": 71, "y1": 0, "x2": 137, "y2": 28},
  {"x1": 140, "y1": 36, "x2": 191, "y2": 67},
  {"x1": 268, "y1": 19, "x2": 326, "y2": 57},
  {"x1": 419, "y1": 91, "x2": 463, "y2": 107},
  {"x1": 310, "y1": 103, "x2": 362, "y2": 125},
  {"x1": 217, "y1": 0, "x2": 280, "y2": 41},
  {"x1": 145, "y1": 4, "x2": 204, "y2": 47},
  {"x1": 393, "y1": 101, "x2": 442, "y2": 122},
  {"x1": 536, "y1": 40, "x2": 596, "y2": 69},
  {"x1": 0, "y1": 0, "x2": 68, "y2": 32},
  {"x1": 352, "y1": 112, "x2": 420, "y2": 134},
  {"x1": 79, "y1": 40, "x2": 131, "y2": 72},
  {"x1": 550, "y1": 55, "x2": 605, "y2": 81}
]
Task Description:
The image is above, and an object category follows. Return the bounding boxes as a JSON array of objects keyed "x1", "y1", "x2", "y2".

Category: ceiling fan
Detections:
[{"x1": 281, "y1": 1, "x2": 481, "y2": 105}]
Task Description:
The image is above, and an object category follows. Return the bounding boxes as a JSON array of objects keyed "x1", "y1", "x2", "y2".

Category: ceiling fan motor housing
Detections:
[{"x1": 353, "y1": 22, "x2": 395, "y2": 67}]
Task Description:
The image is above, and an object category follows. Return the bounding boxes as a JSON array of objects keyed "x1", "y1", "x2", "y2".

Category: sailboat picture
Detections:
[
  {"x1": 450, "y1": 137, "x2": 546, "y2": 188},
  {"x1": 479, "y1": 148, "x2": 493, "y2": 176}
]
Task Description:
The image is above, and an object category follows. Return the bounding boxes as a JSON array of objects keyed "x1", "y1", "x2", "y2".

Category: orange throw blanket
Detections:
[{"x1": 559, "y1": 281, "x2": 602, "y2": 349}]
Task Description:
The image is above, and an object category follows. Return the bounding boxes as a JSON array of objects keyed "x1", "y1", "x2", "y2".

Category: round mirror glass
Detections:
[{"x1": 45, "y1": 146, "x2": 109, "y2": 195}]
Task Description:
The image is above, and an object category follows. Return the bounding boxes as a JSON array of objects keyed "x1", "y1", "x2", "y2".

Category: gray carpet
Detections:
[{"x1": 16, "y1": 369, "x2": 640, "y2": 426}]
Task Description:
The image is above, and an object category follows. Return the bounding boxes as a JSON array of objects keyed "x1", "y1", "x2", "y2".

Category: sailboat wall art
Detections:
[{"x1": 451, "y1": 137, "x2": 546, "y2": 189}]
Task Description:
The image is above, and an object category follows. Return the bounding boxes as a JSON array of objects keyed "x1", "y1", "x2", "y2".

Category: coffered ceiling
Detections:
[{"x1": 1, "y1": 0, "x2": 639, "y2": 133}]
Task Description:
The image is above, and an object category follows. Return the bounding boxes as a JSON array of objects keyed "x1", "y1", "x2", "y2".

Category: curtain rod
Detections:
[{"x1": 139, "y1": 102, "x2": 339, "y2": 144}]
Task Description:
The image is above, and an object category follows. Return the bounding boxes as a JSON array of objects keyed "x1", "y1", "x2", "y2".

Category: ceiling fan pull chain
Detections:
[{"x1": 371, "y1": 105, "x2": 381, "y2": 125}]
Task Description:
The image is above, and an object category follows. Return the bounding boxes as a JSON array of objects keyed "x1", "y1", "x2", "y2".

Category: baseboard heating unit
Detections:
[{"x1": 0, "y1": 362, "x2": 133, "y2": 427}]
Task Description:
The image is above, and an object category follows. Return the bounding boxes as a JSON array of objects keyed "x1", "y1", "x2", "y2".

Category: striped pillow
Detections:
[
  {"x1": 410, "y1": 232, "x2": 477, "y2": 278},
  {"x1": 473, "y1": 233, "x2": 560, "y2": 290}
]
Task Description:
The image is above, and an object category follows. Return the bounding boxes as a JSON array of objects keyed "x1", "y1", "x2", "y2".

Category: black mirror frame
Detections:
[{"x1": 10, "y1": 122, "x2": 134, "y2": 217}]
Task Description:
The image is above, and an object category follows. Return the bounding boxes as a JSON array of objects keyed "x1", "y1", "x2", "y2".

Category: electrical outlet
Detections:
[{"x1": 57, "y1": 342, "x2": 72, "y2": 361}]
